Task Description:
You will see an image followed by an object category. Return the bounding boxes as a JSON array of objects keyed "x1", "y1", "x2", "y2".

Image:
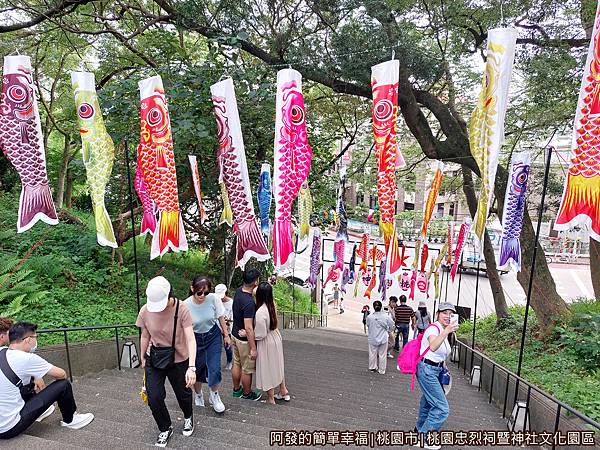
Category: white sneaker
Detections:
[
  {"x1": 36, "y1": 404, "x2": 55, "y2": 422},
  {"x1": 209, "y1": 390, "x2": 225, "y2": 413},
  {"x1": 61, "y1": 412, "x2": 94, "y2": 430},
  {"x1": 225, "y1": 362, "x2": 232, "y2": 370},
  {"x1": 195, "y1": 393, "x2": 205, "y2": 407},
  {"x1": 182, "y1": 417, "x2": 194, "y2": 436}
]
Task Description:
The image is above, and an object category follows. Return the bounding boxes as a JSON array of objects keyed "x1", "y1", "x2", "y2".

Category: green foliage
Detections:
[
  {"x1": 273, "y1": 281, "x2": 317, "y2": 314},
  {"x1": 457, "y1": 301, "x2": 600, "y2": 422}
]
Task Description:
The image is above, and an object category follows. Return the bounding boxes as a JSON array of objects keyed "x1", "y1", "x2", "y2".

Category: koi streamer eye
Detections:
[
  {"x1": 78, "y1": 103, "x2": 95, "y2": 119},
  {"x1": 147, "y1": 107, "x2": 163, "y2": 126},
  {"x1": 374, "y1": 99, "x2": 393, "y2": 121},
  {"x1": 290, "y1": 104, "x2": 305, "y2": 125},
  {"x1": 7, "y1": 85, "x2": 27, "y2": 103}
]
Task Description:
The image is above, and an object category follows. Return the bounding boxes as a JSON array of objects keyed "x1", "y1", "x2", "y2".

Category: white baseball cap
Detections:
[
  {"x1": 214, "y1": 284, "x2": 227, "y2": 300},
  {"x1": 146, "y1": 276, "x2": 171, "y2": 312}
]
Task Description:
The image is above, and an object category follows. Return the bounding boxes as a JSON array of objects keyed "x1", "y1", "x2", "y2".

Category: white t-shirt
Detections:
[
  {"x1": 0, "y1": 348, "x2": 52, "y2": 433},
  {"x1": 419, "y1": 322, "x2": 450, "y2": 363},
  {"x1": 219, "y1": 299, "x2": 233, "y2": 332}
]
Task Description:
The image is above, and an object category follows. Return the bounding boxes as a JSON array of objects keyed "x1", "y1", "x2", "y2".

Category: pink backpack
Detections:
[{"x1": 397, "y1": 323, "x2": 441, "y2": 390}]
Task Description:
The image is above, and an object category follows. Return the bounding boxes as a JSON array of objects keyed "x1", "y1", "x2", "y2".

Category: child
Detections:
[{"x1": 361, "y1": 305, "x2": 370, "y2": 333}]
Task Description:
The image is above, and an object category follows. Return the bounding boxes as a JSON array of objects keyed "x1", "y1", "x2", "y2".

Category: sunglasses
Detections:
[{"x1": 195, "y1": 291, "x2": 210, "y2": 297}]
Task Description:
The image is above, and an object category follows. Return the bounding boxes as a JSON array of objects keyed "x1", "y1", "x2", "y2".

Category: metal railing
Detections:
[
  {"x1": 453, "y1": 339, "x2": 600, "y2": 449},
  {"x1": 279, "y1": 311, "x2": 327, "y2": 329},
  {"x1": 38, "y1": 324, "x2": 138, "y2": 381}
]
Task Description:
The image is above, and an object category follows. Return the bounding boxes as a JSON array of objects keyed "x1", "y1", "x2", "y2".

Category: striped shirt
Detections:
[{"x1": 394, "y1": 304, "x2": 415, "y2": 324}]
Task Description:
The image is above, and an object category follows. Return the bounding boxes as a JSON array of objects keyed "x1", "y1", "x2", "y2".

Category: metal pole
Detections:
[
  {"x1": 455, "y1": 253, "x2": 464, "y2": 306},
  {"x1": 515, "y1": 146, "x2": 553, "y2": 397},
  {"x1": 123, "y1": 139, "x2": 141, "y2": 313},
  {"x1": 470, "y1": 260, "x2": 481, "y2": 371},
  {"x1": 223, "y1": 234, "x2": 227, "y2": 285}
]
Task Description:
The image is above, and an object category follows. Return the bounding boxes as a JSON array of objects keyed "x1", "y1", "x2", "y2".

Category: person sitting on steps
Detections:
[{"x1": 0, "y1": 321, "x2": 94, "y2": 440}]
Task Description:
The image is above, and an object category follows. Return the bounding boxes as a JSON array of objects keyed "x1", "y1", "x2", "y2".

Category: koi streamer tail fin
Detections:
[
  {"x1": 151, "y1": 210, "x2": 188, "y2": 259},
  {"x1": 17, "y1": 183, "x2": 59, "y2": 233},
  {"x1": 555, "y1": 174, "x2": 600, "y2": 240},
  {"x1": 498, "y1": 237, "x2": 521, "y2": 271},
  {"x1": 272, "y1": 218, "x2": 294, "y2": 269},
  {"x1": 235, "y1": 218, "x2": 270, "y2": 269},
  {"x1": 93, "y1": 202, "x2": 117, "y2": 248}
]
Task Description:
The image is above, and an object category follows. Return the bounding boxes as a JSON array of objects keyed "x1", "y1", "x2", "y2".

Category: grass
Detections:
[{"x1": 457, "y1": 300, "x2": 600, "y2": 422}]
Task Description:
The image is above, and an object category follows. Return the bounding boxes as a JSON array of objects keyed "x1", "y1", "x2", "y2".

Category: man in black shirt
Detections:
[{"x1": 230, "y1": 269, "x2": 262, "y2": 401}]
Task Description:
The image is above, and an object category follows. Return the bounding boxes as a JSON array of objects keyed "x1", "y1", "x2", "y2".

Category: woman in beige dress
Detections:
[{"x1": 254, "y1": 282, "x2": 290, "y2": 404}]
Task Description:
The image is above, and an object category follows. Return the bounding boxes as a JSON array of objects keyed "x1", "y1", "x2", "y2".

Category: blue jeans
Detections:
[
  {"x1": 394, "y1": 323, "x2": 410, "y2": 350},
  {"x1": 194, "y1": 324, "x2": 223, "y2": 388},
  {"x1": 416, "y1": 361, "x2": 449, "y2": 433}
]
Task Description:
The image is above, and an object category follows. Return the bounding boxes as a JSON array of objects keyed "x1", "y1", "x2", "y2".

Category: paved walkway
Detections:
[{"x1": 6, "y1": 328, "x2": 529, "y2": 449}]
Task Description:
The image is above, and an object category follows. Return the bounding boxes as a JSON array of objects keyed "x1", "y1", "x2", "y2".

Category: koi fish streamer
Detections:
[
  {"x1": 336, "y1": 189, "x2": 349, "y2": 242},
  {"x1": 307, "y1": 229, "x2": 321, "y2": 289},
  {"x1": 134, "y1": 165, "x2": 156, "y2": 235},
  {"x1": 364, "y1": 245, "x2": 378, "y2": 299},
  {"x1": 429, "y1": 244, "x2": 448, "y2": 299},
  {"x1": 298, "y1": 180, "x2": 312, "y2": 241},
  {"x1": 210, "y1": 78, "x2": 270, "y2": 268},
  {"x1": 0, "y1": 55, "x2": 58, "y2": 232},
  {"x1": 555, "y1": 4, "x2": 600, "y2": 241},
  {"x1": 137, "y1": 76, "x2": 188, "y2": 259},
  {"x1": 188, "y1": 155, "x2": 207, "y2": 225},
  {"x1": 415, "y1": 244, "x2": 430, "y2": 295},
  {"x1": 257, "y1": 163, "x2": 272, "y2": 236},
  {"x1": 378, "y1": 257, "x2": 387, "y2": 300},
  {"x1": 451, "y1": 218, "x2": 472, "y2": 281},
  {"x1": 218, "y1": 163, "x2": 233, "y2": 227},
  {"x1": 371, "y1": 60, "x2": 405, "y2": 249},
  {"x1": 399, "y1": 271, "x2": 410, "y2": 291},
  {"x1": 71, "y1": 71, "x2": 117, "y2": 248},
  {"x1": 446, "y1": 222, "x2": 453, "y2": 266},
  {"x1": 498, "y1": 152, "x2": 530, "y2": 271},
  {"x1": 348, "y1": 244, "x2": 357, "y2": 285},
  {"x1": 272, "y1": 68, "x2": 313, "y2": 268},
  {"x1": 470, "y1": 28, "x2": 517, "y2": 252},
  {"x1": 324, "y1": 238, "x2": 345, "y2": 286},
  {"x1": 421, "y1": 161, "x2": 444, "y2": 238}
]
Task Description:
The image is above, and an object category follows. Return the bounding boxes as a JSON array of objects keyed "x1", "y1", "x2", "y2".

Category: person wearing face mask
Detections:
[
  {"x1": 0, "y1": 321, "x2": 94, "y2": 439},
  {"x1": 415, "y1": 303, "x2": 459, "y2": 450}
]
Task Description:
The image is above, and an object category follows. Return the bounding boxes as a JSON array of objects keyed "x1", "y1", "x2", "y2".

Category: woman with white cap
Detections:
[
  {"x1": 136, "y1": 276, "x2": 197, "y2": 447},
  {"x1": 414, "y1": 302, "x2": 459, "y2": 450},
  {"x1": 215, "y1": 284, "x2": 234, "y2": 370},
  {"x1": 184, "y1": 275, "x2": 230, "y2": 414}
]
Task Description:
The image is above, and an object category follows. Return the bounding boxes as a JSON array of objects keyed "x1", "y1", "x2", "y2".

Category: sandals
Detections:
[{"x1": 274, "y1": 393, "x2": 291, "y2": 402}]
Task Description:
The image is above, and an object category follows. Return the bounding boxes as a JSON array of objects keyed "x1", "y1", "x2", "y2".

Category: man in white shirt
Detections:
[
  {"x1": 0, "y1": 321, "x2": 94, "y2": 440},
  {"x1": 366, "y1": 300, "x2": 395, "y2": 374}
]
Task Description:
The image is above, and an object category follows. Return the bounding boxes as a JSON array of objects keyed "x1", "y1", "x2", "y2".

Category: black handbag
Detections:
[
  {"x1": 148, "y1": 299, "x2": 179, "y2": 369},
  {"x1": 0, "y1": 348, "x2": 36, "y2": 401}
]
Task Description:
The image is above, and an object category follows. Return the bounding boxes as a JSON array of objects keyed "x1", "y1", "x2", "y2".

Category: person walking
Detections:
[
  {"x1": 415, "y1": 302, "x2": 459, "y2": 450},
  {"x1": 251, "y1": 282, "x2": 290, "y2": 404},
  {"x1": 366, "y1": 300, "x2": 395, "y2": 374},
  {"x1": 361, "y1": 305, "x2": 370, "y2": 334},
  {"x1": 184, "y1": 276, "x2": 230, "y2": 414},
  {"x1": 333, "y1": 283, "x2": 340, "y2": 310},
  {"x1": 136, "y1": 276, "x2": 197, "y2": 447},
  {"x1": 231, "y1": 269, "x2": 262, "y2": 401},
  {"x1": 216, "y1": 284, "x2": 234, "y2": 371},
  {"x1": 394, "y1": 295, "x2": 416, "y2": 351},
  {"x1": 414, "y1": 301, "x2": 432, "y2": 338}
]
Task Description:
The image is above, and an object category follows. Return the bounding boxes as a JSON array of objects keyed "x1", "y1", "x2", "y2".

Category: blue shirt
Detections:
[{"x1": 184, "y1": 294, "x2": 224, "y2": 334}]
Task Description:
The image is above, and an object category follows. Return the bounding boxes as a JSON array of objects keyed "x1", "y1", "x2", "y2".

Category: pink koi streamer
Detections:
[
  {"x1": 0, "y1": 55, "x2": 58, "y2": 232},
  {"x1": 451, "y1": 219, "x2": 471, "y2": 281},
  {"x1": 210, "y1": 78, "x2": 270, "y2": 269},
  {"x1": 134, "y1": 164, "x2": 156, "y2": 236},
  {"x1": 272, "y1": 69, "x2": 313, "y2": 269},
  {"x1": 188, "y1": 154, "x2": 208, "y2": 225}
]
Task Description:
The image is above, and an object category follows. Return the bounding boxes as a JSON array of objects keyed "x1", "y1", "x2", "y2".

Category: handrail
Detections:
[{"x1": 454, "y1": 339, "x2": 600, "y2": 438}]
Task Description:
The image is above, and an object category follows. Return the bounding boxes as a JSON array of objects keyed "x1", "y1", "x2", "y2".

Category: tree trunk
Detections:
[
  {"x1": 461, "y1": 165, "x2": 511, "y2": 323},
  {"x1": 55, "y1": 133, "x2": 71, "y2": 208},
  {"x1": 494, "y1": 164, "x2": 570, "y2": 333},
  {"x1": 590, "y1": 238, "x2": 600, "y2": 300},
  {"x1": 65, "y1": 168, "x2": 74, "y2": 209}
]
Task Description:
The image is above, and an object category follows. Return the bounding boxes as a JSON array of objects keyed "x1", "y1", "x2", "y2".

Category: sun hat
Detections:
[
  {"x1": 214, "y1": 284, "x2": 227, "y2": 300},
  {"x1": 437, "y1": 302, "x2": 456, "y2": 313},
  {"x1": 146, "y1": 276, "x2": 171, "y2": 312}
]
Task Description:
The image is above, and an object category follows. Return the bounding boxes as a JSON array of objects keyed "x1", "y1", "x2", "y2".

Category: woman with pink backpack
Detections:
[{"x1": 414, "y1": 302, "x2": 459, "y2": 450}]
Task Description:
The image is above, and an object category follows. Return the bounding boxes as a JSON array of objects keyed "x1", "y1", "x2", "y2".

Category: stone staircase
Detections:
[{"x1": 5, "y1": 328, "x2": 527, "y2": 449}]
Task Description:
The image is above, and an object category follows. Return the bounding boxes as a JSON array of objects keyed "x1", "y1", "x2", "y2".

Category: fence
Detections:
[{"x1": 453, "y1": 339, "x2": 600, "y2": 450}]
